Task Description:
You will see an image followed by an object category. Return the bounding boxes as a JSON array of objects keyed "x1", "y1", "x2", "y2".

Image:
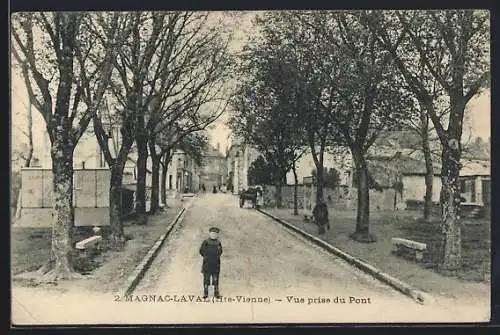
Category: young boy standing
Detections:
[{"x1": 199, "y1": 227, "x2": 223, "y2": 298}]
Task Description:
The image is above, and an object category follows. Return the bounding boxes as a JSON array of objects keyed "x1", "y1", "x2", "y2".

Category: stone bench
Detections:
[
  {"x1": 76, "y1": 235, "x2": 103, "y2": 257},
  {"x1": 391, "y1": 237, "x2": 427, "y2": 261}
]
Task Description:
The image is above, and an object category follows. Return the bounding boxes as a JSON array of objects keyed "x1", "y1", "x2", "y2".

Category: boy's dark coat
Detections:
[{"x1": 199, "y1": 238, "x2": 223, "y2": 274}]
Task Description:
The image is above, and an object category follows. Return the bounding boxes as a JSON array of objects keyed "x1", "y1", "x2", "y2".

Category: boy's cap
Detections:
[{"x1": 209, "y1": 227, "x2": 220, "y2": 233}]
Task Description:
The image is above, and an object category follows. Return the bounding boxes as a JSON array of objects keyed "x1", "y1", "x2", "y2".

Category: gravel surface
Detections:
[{"x1": 12, "y1": 194, "x2": 490, "y2": 324}]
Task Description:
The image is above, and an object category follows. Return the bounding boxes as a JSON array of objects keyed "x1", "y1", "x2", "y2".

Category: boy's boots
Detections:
[{"x1": 214, "y1": 285, "x2": 220, "y2": 298}]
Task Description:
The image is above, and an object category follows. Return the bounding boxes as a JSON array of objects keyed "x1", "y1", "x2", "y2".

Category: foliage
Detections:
[
  {"x1": 311, "y1": 167, "x2": 340, "y2": 189},
  {"x1": 228, "y1": 13, "x2": 306, "y2": 185},
  {"x1": 248, "y1": 155, "x2": 276, "y2": 186},
  {"x1": 177, "y1": 131, "x2": 209, "y2": 167}
]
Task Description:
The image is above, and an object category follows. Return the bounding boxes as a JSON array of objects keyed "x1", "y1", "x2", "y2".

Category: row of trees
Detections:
[
  {"x1": 12, "y1": 12, "x2": 234, "y2": 281},
  {"x1": 228, "y1": 10, "x2": 489, "y2": 270}
]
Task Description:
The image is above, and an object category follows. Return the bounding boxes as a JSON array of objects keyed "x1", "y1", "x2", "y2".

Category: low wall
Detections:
[{"x1": 261, "y1": 184, "x2": 403, "y2": 211}]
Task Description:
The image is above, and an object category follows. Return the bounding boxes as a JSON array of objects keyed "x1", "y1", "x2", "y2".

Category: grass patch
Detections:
[
  {"x1": 396, "y1": 217, "x2": 490, "y2": 282},
  {"x1": 265, "y1": 208, "x2": 490, "y2": 299},
  {"x1": 11, "y1": 200, "x2": 184, "y2": 293}
]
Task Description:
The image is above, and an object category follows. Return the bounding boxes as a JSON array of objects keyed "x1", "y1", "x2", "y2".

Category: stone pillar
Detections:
[{"x1": 475, "y1": 176, "x2": 483, "y2": 205}]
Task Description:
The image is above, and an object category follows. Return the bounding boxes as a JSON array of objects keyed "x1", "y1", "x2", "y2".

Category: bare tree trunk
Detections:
[
  {"x1": 160, "y1": 151, "x2": 171, "y2": 206},
  {"x1": 275, "y1": 173, "x2": 283, "y2": 208},
  {"x1": 292, "y1": 161, "x2": 299, "y2": 215},
  {"x1": 439, "y1": 151, "x2": 462, "y2": 270},
  {"x1": 420, "y1": 111, "x2": 434, "y2": 221},
  {"x1": 161, "y1": 159, "x2": 168, "y2": 206},
  {"x1": 315, "y1": 163, "x2": 325, "y2": 203},
  {"x1": 38, "y1": 142, "x2": 81, "y2": 280},
  {"x1": 350, "y1": 149, "x2": 376, "y2": 243},
  {"x1": 108, "y1": 129, "x2": 135, "y2": 250},
  {"x1": 308, "y1": 133, "x2": 325, "y2": 205},
  {"x1": 109, "y1": 157, "x2": 127, "y2": 251},
  {"x1": 150, "y1": 154, "x2": 161, "y2": 215},
  {"x1": 24, "y1": 95, "x2": 34, "y2": 168},
  {"x1": 93, "y1": 116, "x2": 134, "y2": 250},
  {"x1": 135, "y1": 129, "x2": 148, "y2": 225},
  {"x1": 439, "y1": 104, "x2": 463, "y2": 270}
]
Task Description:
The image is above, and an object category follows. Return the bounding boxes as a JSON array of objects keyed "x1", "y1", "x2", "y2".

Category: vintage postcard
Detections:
[{"x1": 10, "y1": 9, "x2": 491, "y2": 325}]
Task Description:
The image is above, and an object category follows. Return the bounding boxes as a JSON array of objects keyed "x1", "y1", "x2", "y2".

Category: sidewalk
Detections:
[
  {"x1": 11, "y1": 199, "x2": 184, "y2": 294},
  {"x1": 264, "y1": 208, "x2": 490, "y2": 305}
]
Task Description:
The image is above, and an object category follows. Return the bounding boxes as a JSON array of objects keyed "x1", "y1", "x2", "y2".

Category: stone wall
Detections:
[{"x1": 262, "y1": 184, "x2": 403, "y2": 211}]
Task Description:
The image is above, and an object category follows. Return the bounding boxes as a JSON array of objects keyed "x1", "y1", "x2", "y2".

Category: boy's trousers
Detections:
[{"x1": 203, "y1": 272, "x2": 220, "y2": 287}]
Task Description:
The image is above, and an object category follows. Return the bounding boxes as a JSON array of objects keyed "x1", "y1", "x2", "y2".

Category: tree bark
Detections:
[
  {"x1": 315, "y1": 163, "x2": 325, "y2": 203},
  {"x1": 439, "y1": 145, "x2": 462, "y2": 271},
  {"x1": 38, "y1": 141, "x2": 81, "y2": 280},
  {"x1": 24, "y1": 94, "x2": 34, "y2": 168},
  {"x1": 135, "y1": 128, "x2": 148, "y2": 225},
  {"x1": 275, "y1": 172, "x2": 283, "y2": 208},
  {"x1": 308, "y1": 132, "x2": 325, "y2": 204},
  {"x1": 423, "y1": 137, "x2": 434, "y2": 221},
  {"x1": 150, "y1": 154, "x2": 161, "y2": 215},
  {"x1": 438, "y1": 99, "x2": 463, "y2": 271},
  {"x1": 109, "y1": 156, "x2": 127, "y2": 251},
  {"x1": 350, "y1": 149, "x2": 376, "y2": 243},
  {"x1": 292, "y1": 161, "x2": 299, "y2": 215},
  {"x1": 160, "y1": 151, "x2": 172, "y2": 206},
  {"x1": 420, "y1": 110, "x2": 434, "y2": 221}
]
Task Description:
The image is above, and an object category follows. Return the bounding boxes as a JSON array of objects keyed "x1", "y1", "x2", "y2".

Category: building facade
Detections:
[
  {"x1": 226, "y1": 139, "x2": 260, "y2": 194},
  {"x1": 199, "y1": 144, "x2": 227, "y2": 192},
  {"x1": 166, "y1": 149, "x2": 201, "y2": 196}
]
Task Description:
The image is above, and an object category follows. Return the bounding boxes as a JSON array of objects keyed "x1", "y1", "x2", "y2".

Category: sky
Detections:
[{"x1": 11, "y1": 11, "x2": 491, "y2": 158}]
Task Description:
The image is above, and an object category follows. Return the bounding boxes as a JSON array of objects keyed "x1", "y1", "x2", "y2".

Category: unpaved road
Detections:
[{"x1": 12, "y1": 194, "x2": 490, "y2": 324}]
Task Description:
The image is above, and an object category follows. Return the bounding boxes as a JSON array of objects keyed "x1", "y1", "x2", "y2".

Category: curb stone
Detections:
[
  {"x1": 123, "y1": 201, "x2": 192, "y2": 296},
  {"x1": 258, "y1": 208, "x2": 435, "y2": 305}
]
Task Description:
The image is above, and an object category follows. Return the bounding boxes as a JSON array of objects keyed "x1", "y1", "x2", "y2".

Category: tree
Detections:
[
  {"x1": 313, "y1": 167, "x2": 340, "y2": 189},
  {"x1": 134, "y1": 12, "x2": 233, "y2": 218},
  {"x1": 11, "y1": 12, "x2": 125, "y2": 279},
  {"x1": 229, "y1": 13, "x2": 307, "y2": 208},
  {"x1": 405, "y1": 95, "x2": 442, "y2": 221},
  {"x1": 155, "y1": 129, "x2": 209, "y2": 212},
  {"x1": 294, "y1": 11, "x2": 409, "y2": 242},
  {"x1": 366, "y1": 10, "x2": 490, "y2": 269},
  {"x1": 247, "y1": 155, "x2": 275, "y2": 186}
]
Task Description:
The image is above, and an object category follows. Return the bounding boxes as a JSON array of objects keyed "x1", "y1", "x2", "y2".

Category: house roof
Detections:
[
  {"x1": 368, "y1": 153, "x2": 490, "y2": 178},
  {"x1": 367, "y1": 154, "x2": 440, "y2": 176},
  {"x1": 460, "y1": 159, "x2": 490, "y2": 177},
  {"x1": 373, "y1": 130, "x2": 422, "y2": 149}
]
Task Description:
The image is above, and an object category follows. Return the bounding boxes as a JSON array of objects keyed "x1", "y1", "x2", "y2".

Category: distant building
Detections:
[
  {"x1": 199, "y1": 143, "x2": 227, "y2": 192},
  {"x1": 166, "y1": 149, "x2": 201, "y2": 196},
  {"x1": 285, "y1": 146, "x2": 353, "y2": 187},
  {"x1": 226, "y1": 139, "x2": 260, "y2": 194}
]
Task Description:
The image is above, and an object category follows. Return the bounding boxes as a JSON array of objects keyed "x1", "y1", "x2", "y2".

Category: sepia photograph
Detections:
[{"x1": 10, "y1": 9, "x2": 491, "y2": 325}]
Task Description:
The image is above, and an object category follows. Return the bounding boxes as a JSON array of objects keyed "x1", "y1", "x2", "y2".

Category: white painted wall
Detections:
[
  {"x1": 286, "y1": 147, "x2": 353, "y2": 186},
  {"x1": 402, "y1": 175, "x2": 441, "y2": 203}
]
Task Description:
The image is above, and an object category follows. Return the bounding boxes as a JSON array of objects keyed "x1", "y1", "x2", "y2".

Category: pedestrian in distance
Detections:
[
  {"x1": 212, "y1": 185, "x2": 217, "y2": 194},
  {"x1": 202, "y1": 184, "x2": 206, "y2": 192},
  {"x1": 199, "y1": 227, "x2": 223, "y2": 298},
  {"x1": 313, "y1": 199, "x2": 330, "y2": 235}
]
